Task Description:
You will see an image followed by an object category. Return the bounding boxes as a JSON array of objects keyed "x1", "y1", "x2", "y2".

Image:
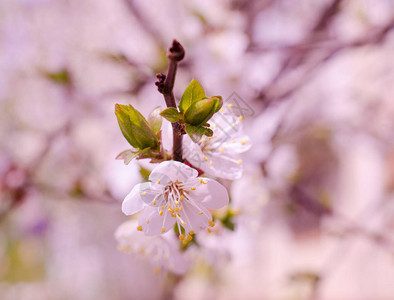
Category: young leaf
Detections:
[
  {"x1": 115, "y1": 104, "x2": 159, "y2": 150},
  {"x1": 179, "y1": 79, "x2": 205, "y2": 113},
  {"x1": 185, "y1": 125, "x2": 206, "y2": 143},
  {"x1": 212, "y1": 96, "x2": 223, "y2": 113},
  {"x1": 115, "y1": 104, "x2": 140, "y2": 148},
  {"x1": 203, "y1": 127, "x2": 213, "y2": 137},
  {"x1": 160, "y1": 107, "x2": 182, "y2": 122},
  {"x1": 148, "y1": 106, "x2": 162, "y2": 133},
  {"x1": 184, "y1": 97, "x2": 221, "y2": 126},
  {"x1": 116, "y1": 149, "x2": 139, "y2": 165}
]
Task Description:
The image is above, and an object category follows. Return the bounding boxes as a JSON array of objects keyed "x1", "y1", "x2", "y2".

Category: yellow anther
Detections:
[
  {"x1": 237, "y1": 159, "x2": 242, "y2": 165},
  {"x1": 180, "y1": 195, "x2": 184, "y2": 201},
  {"x1": 227, "y1": 104, "x2": 233, "y2": 108},
  {"x1": 137, "y1": 225, "x2": 143, "y2": 231},
  {"x1": 207, "y1": 228, "x2": 212, "y2": 233},
  {"x1": 219, "y1": 148, "x2": 225, "y2": 152},
  {"x1": 203, "y1": 156, "x2": 209, "y2": 161},
  {"x1": 161, "y1": 205, "x2": 165, "y2": 210},
  {"x1": 175, "y1": 200, "x2": 180, "y2": 205},
  {"x1": 141, "y1": 192, "x2": 147, "y2": 196},
  {"x1": 171, "y1": 213, "x2": 176, "y2": 217},
  {"x1": 200, "y1": 138, "x2": 206, "y2": 143},
  {"x1": 199, "y1": 178, "x2": 207, "y2": 184},
  {"x1": 152, "y1": 199, "x2": 156, "y2": 205},
  {"x1": 189, "y1": 230, "x2": 195, "y2": 235},
  {"x1": 175, "y1": 207, "x2": 179, "y2": 212},
  {"x1": 209, "y1": 161, "x2": 213, "y2": 166},
  {"x1": 179, "y1": 207, "x2": 183, "y2": 211},
  {"x1": 179, "y1": 234, "x2": 185, "y2": 240},
  {"x1": 198, "y1": 212, "x2": 204, "y2": 215},
  {"x1": 159, "y1": 210, "x2": 163, "y2": 216},
  {"x1": 157, "y1": 179, "x2": 160, "y2": 184},
  {"x1": 168, "y1": 206, "x2": 173, "y2": 212},
  {"x1": 208, "y1": 219, "x2": 215, "y2": 227},
  {"x1": 186, "y1": 235, "x2": 193, "y2": 242},
  {"x1": 190, "y1": 187, "x2": 196, "y2": 190},
  {"x1": 182, "y1": 239, "x2": 189, "y2": 245},
  {"x1": 241, "y1": 140, "x2": 248, "y2": 145},
  {"x1": 238, "y1": 115, "x2": 243, "y2": 121},
  {"x1": 220, "y1": 108, "x2": 225, "y2": 113},
  {"x1": 161, "y1": 227, "x2": 166, "y2": 233},
  {"x1": 146, "y1": 220, "x2": 150, "y2": 224}
]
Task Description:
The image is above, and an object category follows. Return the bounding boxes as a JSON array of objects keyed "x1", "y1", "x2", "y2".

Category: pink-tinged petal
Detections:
[
  {"x1": 183, "y1": 141, "x2": 207, "y2": 171},
  {"x1": 188, "y1": 178, "x2": 229, "y2": 210},
  {"x1": 138, "y1": 206, "x2": 176, "y2": 236},
  {"x1": 179, "y1": 201, "x2": 211, "y2": 234},
  {"x1": 216, "y1": 134, "x2": 252, "y2": 154},
  {"x1": 121, "y1": 182, "x2": 154, "y2": 215},
  {"x1": 201, "y1": 154, "x2": 243, "y2": 180},
  {"x1": 149, "y1": 160, "x2": 198, "y2": 184},
  {"x1": 210, "y1": 110, "x2": 244, "y2": 138},
  {"x1": 115, "y1": 220, "x2": 137, "y2": 245}
]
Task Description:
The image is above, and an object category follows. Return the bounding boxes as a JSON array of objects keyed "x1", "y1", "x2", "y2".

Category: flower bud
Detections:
[
  {"x1": 115, "y1": 104, "x2": 159, "y2": 150},
  {"x1": 184, "y1": 96, "x2": 223, "y2": 126}
]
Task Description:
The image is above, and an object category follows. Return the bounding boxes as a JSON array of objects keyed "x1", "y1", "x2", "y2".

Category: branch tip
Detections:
[{"x1": 168, "y1": 40, "x2": 185, "y2": 61}]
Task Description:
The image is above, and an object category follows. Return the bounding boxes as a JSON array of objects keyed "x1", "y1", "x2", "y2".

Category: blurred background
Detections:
[{"x1": 1, "y1": 0, "x2": 394, "y2": 299}]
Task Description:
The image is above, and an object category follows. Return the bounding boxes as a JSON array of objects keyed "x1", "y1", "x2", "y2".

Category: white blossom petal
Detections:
[
  {"x1": 115, "y1": 220, "x2": 190, "y2": 274},
  {"x1": 149, "y1": 160, "x2": 198, "y2": 184},
  {"x1": 121, "y1": 182, "x2": 154, "y2": 215},
  {"x1": 179, "y1": 201, "x2": 211, "y2": 234},
  {"x1": 188, "y1": 178, "x2": 229, "y2": 210},
  {"x1": 203, "y1": 154, "x2": 243, "y2": 180},
  {"x1": 217, "y1": 134, "x2": 252, "y2": 154},
  {"x1": 138, "y1": 206, "x2": 176, "y2": 236}
]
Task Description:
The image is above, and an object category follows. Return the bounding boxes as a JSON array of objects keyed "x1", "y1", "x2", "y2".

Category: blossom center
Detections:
[{"x1": 159, "y1": 181, "x2": 187, "y2": 223}]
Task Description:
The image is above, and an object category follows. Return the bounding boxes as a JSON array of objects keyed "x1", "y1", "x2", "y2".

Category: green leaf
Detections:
[
  {"x1": 212, "y1": 96, "x2": 223, "y2": 113},
  {"x1": 115, "y1": 104, "x2": 140, "y2": 148},
  {"x1": 184, "y1": 97, "x2": 221, "y2": 126},
  {"x1": 116, "y1": 149, "x2": 139, "y2": 165},
  {"x1": 160, "y1": 107, "x2": 182, "y2": 122},
  {"x1": 44, "y1": 69, "x2": 71, "y2": 85},
  {"x1": 115, "y1": 104, "x2": 159, "y2": 150},
  {"x1": 203, "y1": 127, "x2": 213, "y2": 137},
  {"x1": 139, "y1": 166, "x2": 151, "y2": 181},
  {"x1": 221, "y1": 210, "x2": 236, "y2": 231},
  {"x1": 185, "y1": 125, "x2": 206, "y2": 143},
  {"x1": 179, "y1": 79, "x2": 205, "y2": 113},
  {"x1": 148, "y1": 106, "x2": 162, "y2": 133}
]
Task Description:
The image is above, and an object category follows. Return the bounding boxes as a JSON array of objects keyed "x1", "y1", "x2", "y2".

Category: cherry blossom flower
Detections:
[
  {"x1": 121, "y1": 161, "x2": 229, "y2": 239},
  {"x1": 184, "y1": 105, "x2": 251, "y2": 180},
  {"x1": 115, "y1": 220, "x2": 190, "y2": 274}
]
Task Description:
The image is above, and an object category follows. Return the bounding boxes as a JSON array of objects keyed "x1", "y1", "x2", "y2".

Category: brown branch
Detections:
[{"x1": 155, "y1": 40, "x2": 185, "y2": 162}]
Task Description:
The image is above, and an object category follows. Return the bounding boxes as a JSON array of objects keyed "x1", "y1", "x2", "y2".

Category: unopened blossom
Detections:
[
  {"x1": 184, "y1": 105, "x2": 251, "y2": 180},
  {"x1": 122, "y1": 161, "x2": 229, "y2": 239},
  {"x1": 115, "y1": 220, "x2": 190, "y2": 274}
]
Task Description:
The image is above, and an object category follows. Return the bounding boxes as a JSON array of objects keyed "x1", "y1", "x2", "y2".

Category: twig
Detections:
[{"x1": 155, "y1": 40, "x2": 185, "y2": 162}]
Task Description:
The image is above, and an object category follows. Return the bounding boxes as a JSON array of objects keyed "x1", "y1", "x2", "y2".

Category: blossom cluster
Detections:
[{"x1": 114, "y1": 78, "x2": 251, "y2": 274}]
